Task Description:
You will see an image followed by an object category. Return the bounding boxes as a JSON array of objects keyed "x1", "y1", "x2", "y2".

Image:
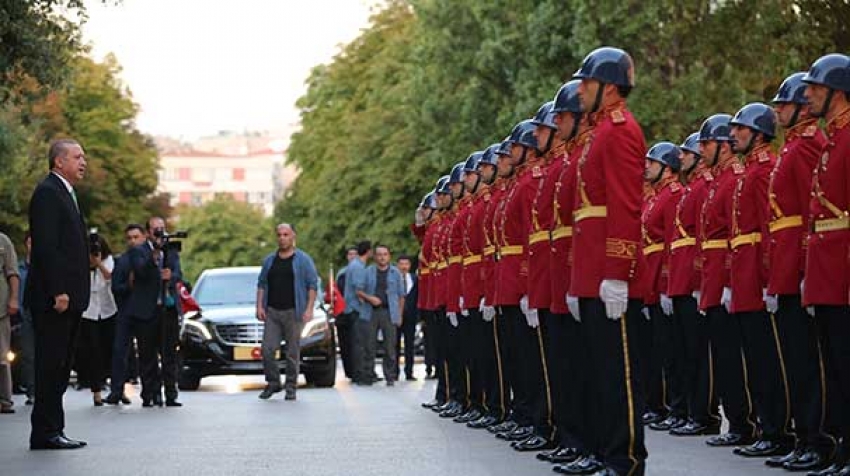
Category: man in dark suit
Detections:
[
  {"x1": 26, "y1": 139, "x2": 90, "y2": 450},
  {"x1": 396, "y1": 255, "x2": 419, "y2": 380}
]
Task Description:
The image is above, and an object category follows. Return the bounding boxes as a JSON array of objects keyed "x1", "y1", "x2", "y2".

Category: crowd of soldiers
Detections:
[{"x1": 409, "y1": 47, "x2": 850, "y2": 476}]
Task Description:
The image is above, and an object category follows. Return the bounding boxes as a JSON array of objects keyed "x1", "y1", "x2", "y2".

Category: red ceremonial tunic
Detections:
[
  {"x1": 482, "y1": 179, "x2": 507, "y2": 306},
  {"x1": 642, "y1": 178, "x2": 681, "y2": 303},
  {"x1": 527, "y1": 144, "x2": 565, "y2": 310},
  {"x1": 433, "y1": 209, "x2": 456, "y2": 309},
  {"x1": 419, "y1": 215, "x2": 440, "y2": 311},
  {"x1": 495, "y1": 162, "x2": 538, "y2": 306},
  {"x1": 804, "y1": 108, "x2": 850, "y2": 306},
  {"x1": 667, "y1": 168, "x2": 712, "y2": 297},
  {"x1": 570, "y1": 102, "x2": 646, "y2": 299},
  {"x1": 461, "y1": 187, "x2": 488, "y2": 309},
  {"x1": 446, "y1": 196, "x2": 471, "y2": 313}
]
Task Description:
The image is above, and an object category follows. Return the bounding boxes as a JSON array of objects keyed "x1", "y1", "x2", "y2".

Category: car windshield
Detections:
[
  {"x1": 194, "y1": 271, "x2": 258, "y2": 307},
  {"x1": 193, "y1": 269, "x2": 323, "y2": 308}
]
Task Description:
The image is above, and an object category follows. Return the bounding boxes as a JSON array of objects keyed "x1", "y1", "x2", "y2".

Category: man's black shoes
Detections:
[
  {"x1": 553, "y1": 454, "x2": 603, "y2": 474},
  {"x1": 513, "y1": 435, "x2": 555, "y2": 452},
  {"x1": 641, "y1": 410, "x2": 665, "y2": 425},
  {"x1": 706, "y1": 432, "x2": 754, "y2": 447},
  {"x1": 468, "y1": 415, "x2": 499, "y2": 429},
  {"x1": 648, "y1": 415, "x2": 686, "y2": 431},
  {"x1": 165, "y1": 399, "x2": 183, "y2": 407},
  {"x1": 258, "y1": 384, "x2": 283, "y2": 400},
  {"x1": 783, "y1": 449, "x2": 828, "y2": 471},
  {"x1": 669, "y1": 420, "x2": 720, "y2": 436},
  {"x1": 421, "y1": 399, "x2": 443, "y2": 409},
  {"x1": 734, "y1": 439, "x2": 788, "y2": 457},
  {"x1": 454, "y1": 408, "x2": 482, "y2": 424},
  {"x1": 548, "y1": 447, "x2": 583, "y2": 464},
  {"x1": 30, "y1": 435, "x2": 85, "y2": 450}
]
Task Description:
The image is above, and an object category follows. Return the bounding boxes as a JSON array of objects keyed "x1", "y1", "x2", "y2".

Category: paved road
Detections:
[{"x1": 0, "y1": 363, "x2": 777, "y2": 475}]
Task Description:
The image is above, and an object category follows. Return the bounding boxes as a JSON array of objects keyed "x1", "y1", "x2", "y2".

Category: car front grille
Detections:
[{"x1": 215, "y1": 323, "x2": 264, "y2": 345}]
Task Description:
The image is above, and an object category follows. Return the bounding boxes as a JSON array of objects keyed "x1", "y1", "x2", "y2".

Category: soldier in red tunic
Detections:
[
  {"x1": 546, "y1": 80, "x2": 597, "y2": 471},
  {"x1": 802, "y1": 53, "x2": 850, "y2": 476},
  {"x1": 492, "y1": 120, "x2": 547, "y2": 446},
  {"x1": 667, "y1": 134, "x2": 721, "y2": 438},
  {"x1": 697, "y1": 114, "x2": 757, "y2": 448},
  {"x1": 421, "y1": 176, "x2": 450, "y2": 408},
  {"x1": 727, "y1": 102, "x2": 791, "y2": 458},
  {"x1": 560, "y1": 47, "x2": 648, "y2": 476},
  {"x1": 641, "y1": 142, "x2": 688, "y2": 434},
  {"x1": 764, "y1": 72, "x2": 833, "y2": 472}
]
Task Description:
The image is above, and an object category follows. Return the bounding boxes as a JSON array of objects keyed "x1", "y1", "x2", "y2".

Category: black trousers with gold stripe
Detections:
[
  {"x1": 446, "y1": 314, "x2": 468, "y2": 405},
  {"x1": 580, "y1": 298, "x2": 647, "y2": 476},
  {"x1": 815, "y1": 305, "x2": 850, "y2": 443},
  {"x1": 737, "y1": 310, "x2": 792, "y2": 442},
  {"x1": 672, "y1": 295, "x2": 719, "y2": 426},
  {"x1": 463, "y1": 309, "x2": 486, "y2": 411},
  {"x1": 546, "y1": 312, "x2": 590, "y2": 450},
  {"x1": 500, "y1": 306, "x2": 525, "y2": 424},
  {"x1": 707, "y1": 305, "x2": 756, "y2": 437},
  {"x1": 776, "y1": 295, "x2": 834, "y2": 451},
  {"x1": 530, "y1": 309, "x2": 554, "y2": 440},
  {"x1": 433, "y1": 308, "x2": 450, "y2": 403},
  {"x1": 484, "y1": 309, "x2": 509, "y2": 420}
]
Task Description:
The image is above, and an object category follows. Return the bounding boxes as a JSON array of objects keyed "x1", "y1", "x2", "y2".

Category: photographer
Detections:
[
  {"x1": 78, "y1": 232, "x2": 117, "y2": 406},
  {"x1": 147, "y1": 217, "x2": 184, "y2": 407}
]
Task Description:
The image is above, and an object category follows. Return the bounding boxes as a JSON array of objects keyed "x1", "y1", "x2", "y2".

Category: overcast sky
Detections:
[{"x1": 82, "y1": 0, "x2": 376, "y2": 140}]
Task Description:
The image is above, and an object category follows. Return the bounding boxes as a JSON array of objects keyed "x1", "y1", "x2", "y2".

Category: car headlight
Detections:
[
  {"x1": 184, "y1": 319, "x2": 212, "y2": 340},
  {"x1": 301, "y1": 315, "x2": 328, "y2": 339}
]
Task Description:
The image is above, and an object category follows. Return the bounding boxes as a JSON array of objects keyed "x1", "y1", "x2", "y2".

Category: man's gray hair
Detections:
[
  {"x1": 48, "y1": 139, "x2": 79, "y2": 169},
  {"x1": 276, "y1": 223, "x2": 297, "y2": 234}
]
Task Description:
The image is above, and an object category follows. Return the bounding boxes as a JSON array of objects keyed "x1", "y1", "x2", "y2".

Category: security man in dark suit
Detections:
[
  {"x1": 396, "y1": 254, "x2": 418, "y2": 380},
  {"x1": 26, "y1": 139, "x2": 91, "y2": 450}
]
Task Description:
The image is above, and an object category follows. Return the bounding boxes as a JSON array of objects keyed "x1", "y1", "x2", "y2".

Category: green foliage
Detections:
[
  {"x1": 276, "y1": 0, "x2": 849, "y2": 269},
  {"x1": 175, "y1": 195, "x2": 274, "y2": 284}
]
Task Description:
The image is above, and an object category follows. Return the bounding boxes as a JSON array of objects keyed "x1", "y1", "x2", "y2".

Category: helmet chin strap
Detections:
[
  {"x1": 816, "y1": 88, "x2": 836, "y2": 118},
  {"x1": 683, "y1": 157, "x2": 699, "y2": 176},
  {"x1": 739, "y1": 132, "x2": 756, "y2": 156},
  {"x1": 590, "y1": 85, "x2": 604, "y2": 113},
  {"x1": 470, "y1": 174, "x2": 481, "y2": 194},
  {"x1": 787, "y1": 103, "x2": 802, "y2": 128},
  {"x1": 568, "y1": 113, "x2": 581, "y2": 141},
  {"x1": 709, "y1": 143, "x2": 721, "y2": 168},
  {"x1": 650, "y1": 165, "x2": 665, "y2": 185}
]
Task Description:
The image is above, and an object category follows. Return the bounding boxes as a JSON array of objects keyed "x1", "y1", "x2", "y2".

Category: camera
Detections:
[
  {"x1": 153, "y1": 228, "x2": 188, "y2": 253},
  {"x1": 89, "y1": 227, "x2": 101, "y2": 256}
]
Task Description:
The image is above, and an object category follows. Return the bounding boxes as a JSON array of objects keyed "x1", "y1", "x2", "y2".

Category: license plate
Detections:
[{"x1": 233, "y1": 347, "x2": 279, "y2": 361}]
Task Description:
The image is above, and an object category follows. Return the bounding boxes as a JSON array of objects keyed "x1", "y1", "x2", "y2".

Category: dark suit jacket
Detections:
[
  {"x1": 402, "y1": 274, "x2": 418, "y2": 322},
  {"x1": 111, "y1": 251, "x2": 132, "y2": 310},
  {"x1": 25, "y1": 173, "x2": 90, "y2": 314},
  {"x1": 123, "y1": 241, "x2": 183, "y2": 320}
]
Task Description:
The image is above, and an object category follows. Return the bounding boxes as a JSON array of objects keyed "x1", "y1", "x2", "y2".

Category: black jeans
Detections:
[
  {"x1": 77, "y1": 316, "x2": 116, "y2": 392},
  {"x1": 396, "y1": 313, "x2": 417, "y2": 378},
  {"x1": 159, "y1": 306, "x2": 180, "y2": 400},
  {"x1": 336, "y1": 312, "x2": 356, "y2": 379}
]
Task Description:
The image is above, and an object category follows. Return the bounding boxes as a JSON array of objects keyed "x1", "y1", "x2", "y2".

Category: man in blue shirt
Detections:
[
  {"x1": 360, "y1": 245, "x2": 406, "y2": 386},
  {"x1": 334, "y1": 246, "x2": 358, "y2": 380},
  {"x1": 256, "y1": 223, "x2": 318, "y2": 401},
  {"x1": 344, "y1": 241, "x2": 372, "y2": 385}
]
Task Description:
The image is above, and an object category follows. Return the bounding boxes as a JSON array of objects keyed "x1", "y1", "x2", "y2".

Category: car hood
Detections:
[{"x1": 198, "y1": 305, "x2": 257, "y2": 325}]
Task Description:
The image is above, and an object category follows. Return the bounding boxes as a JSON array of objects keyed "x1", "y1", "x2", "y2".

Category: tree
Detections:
[{"x1": 175, "y1": 195, "x2": 274, "y2": 284}]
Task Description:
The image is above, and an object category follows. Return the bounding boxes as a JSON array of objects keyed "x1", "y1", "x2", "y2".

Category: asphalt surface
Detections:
[{"x1": 0, "y1": 363, "x2": 779, "y2": 475}]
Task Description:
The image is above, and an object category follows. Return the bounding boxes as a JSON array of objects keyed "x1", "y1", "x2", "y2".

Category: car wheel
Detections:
[
  {"x1": 178, "y1": 369, "x2": 202, "y2": 391},
  {"x1": 306, "y1": 351, "x2": 337, "y2": 388}
]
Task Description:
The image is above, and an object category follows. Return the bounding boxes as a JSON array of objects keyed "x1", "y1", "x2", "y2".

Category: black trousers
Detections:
[
  {"x1": 672, "y1": 295, "x2": 719, "y2": 425},
  {"x1": 707, "y1": 305, "x2": 756, "y2": 437},
  {"x1": 659, "y1": 305, "x2": 688, "y2": 419},
  {"x1": 159, "y1": 306, "x2": 180, "y2": 400},
  {"x1": 580, "y1": 298, "x2": 647, "y2": 476},
  {"x1": 551, "y1": 312, "x2": 592, "y2": 452},
  {"x1": 532, "y1": 309, "x2": 556, "y2": 441},
  {"x1": 396, "y1": 313, "x2": 417, "y2": 378},
  {"x1": 815, "y1": 305, "x2": 850, "y2": 442},
  {"x1": 495, "y1": 307, "x2": 516, "y2": 420},
  {"x1": 433, "y1": 308, "x2": 450, "y2": 402},
  {"x1": 30, "y1": 309, "x2": 81, "y2": 444},
  {"x1": 77, "y1": 316, "x2": 116, "y2": 392},
  {"x1": 481, "y1": 310, "x2": 506, "y2": 419},
  {"x1": 424, "y1": 310, "x2": 438, "y2": 373},
  {"x1": 737, "y1": 310, "x2": 791, "y2": 441},
  {"x1": 462, "y1": 310, "x2": 484, "y2": 410},
  {"x1": 638, "y1": 305, "x2": 665, "y2": 415},
  {"x1": 445, "y1": 314, "x2": 468, "y2": 406},
  {"x1": 130, "y1": 315, "x2": 162, "y2": 401},
  {"x1": 336, "y1": 312, "x2": 356, "y2": 379},
  {"x1": 503, "y1": 305, "x2": 537, "y2": 426},
  {"x1": 776, "y1": 296, "x2": 833, "y2": 450}
]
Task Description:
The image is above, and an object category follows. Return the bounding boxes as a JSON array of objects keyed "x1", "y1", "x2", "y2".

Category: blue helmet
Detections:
[
  {"x1": 772, "y1": 72, "x2": 809, "y2": 104},
  {"x1": 435, "y1": 175, "x2": 450, "y2": 194},
  {"x1": 552, "y1": 80, "x2": 583, "y2": 113},
  {"x1": 463, "y1": 151, "x2": 484, "y2": 172},
  {"x1": 698, "y1": 114, "x2": 733, "y2": 143},
  {"x1": 508, "y1": 119, "x2": 539, "y2": 151},
  {"x1": 419, "y1": 192, "x2": 436, "y2": 209},
  {"x1": 646, "y1": 142, "x2": 682, "y2": 172},
  {"x1": 448, "y1": 161, "x2": 466, "y2": 184},
  {"x1": 479, "y1": 144, "x2": 501, "y2": 167},
  {"x1": 531, "y1": 101, "x2": 558, "y2": 130},
  {"x1": 495, "y1": 138, "x2": 512, "y2": 156},
  {"x1": 573, "y1": 47, "x2": 635, "y2": 88},
  {"x1": 802, "y1": 53, "x2": 850, "y2": 92},
  {"x1": 680, "y1": 132, "x2": 701, "y2": 157},
  {"x1": 730, "y1": 102, "x2": 776, "y2": 139}
]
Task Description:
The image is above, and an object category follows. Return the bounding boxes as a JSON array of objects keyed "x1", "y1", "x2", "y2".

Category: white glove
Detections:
[
  {"x1": 692, "y1": 291, "x2": 706, "y2": 316},
  {"x1": 763, "y1": 289, "x2": 778, "y2": 314},
  {"x1": 525, "y1": 309, "x2": 540, "y2": 328},
  {"x1": 519, "y1": 295, "x2": 532, "y2": 315},
  {"x1": 566, "y1": 295, "x2": 581, "y2": 322},
  {"x1": 448, "y1": 312, "x2": 458, "y2": 327},
  {"x1": 660, "y1": 294, "x2": 674, "y2": 316},
  {"x1": 459, "y1": 297, "x2": 467, "y2": 316},
  {"x1": 480, "y1": 298, "x2": 495, "y2": 322},
  {"x1": 600, "y1": 279, "x2": 628, "y2": 320},
  {"x1": 641, "y1": 307, "x2": 651, "y2": 320},
  {"x1": 800, "y1": 280, "x2": 815, "y2": 317},
  {"x1": 721, "y1": 287, "x2": 732, "y2": 313},
  {"x1": 807, "y1": 306, "x2": 815, "y2": 317}
]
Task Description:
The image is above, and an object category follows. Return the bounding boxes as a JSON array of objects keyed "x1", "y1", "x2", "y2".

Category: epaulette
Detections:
[
  {"x1": 802, "y1": 124, "x2": 817, "y2": 138},
  {"x1": 732, "y1": 163, "x2": 745, "y2": 175},
  {"x1": 611, "y1": 109, "x2": 626, "y2": 125},
  {"x1": 532, "y1": 165, "x2": 544, "y2": 179},
  {"x1": 670, "y1": 182, "x2": 682, "y2": 193},
  {"x1": 757, "y1": 150, "x2": 771, "y2": 163}
]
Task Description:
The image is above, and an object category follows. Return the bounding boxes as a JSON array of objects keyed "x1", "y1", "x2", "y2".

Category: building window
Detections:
[
  {"x1": 232, "y1": 168, "x2": 245, "y2": 181},
  {"x1": 178, "y1": 168, "x2": 191, "y2": 181},
  {"x1": 178, "y1": 192, "x2": 191, "y2": 204},
  {"x1": 194, "y1": 168, "x2": 214, "y2": 183},
  {"x1": 191, "y1": 193, "x2": 203, "y2": 206},
  {"x1": 232, "y1": 191, "x2": 246, "y2": 202}
]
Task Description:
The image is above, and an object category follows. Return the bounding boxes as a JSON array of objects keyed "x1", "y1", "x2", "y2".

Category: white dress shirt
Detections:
[{"x1": 82, "y1": 255, "x2": 117, "y2": 320}]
